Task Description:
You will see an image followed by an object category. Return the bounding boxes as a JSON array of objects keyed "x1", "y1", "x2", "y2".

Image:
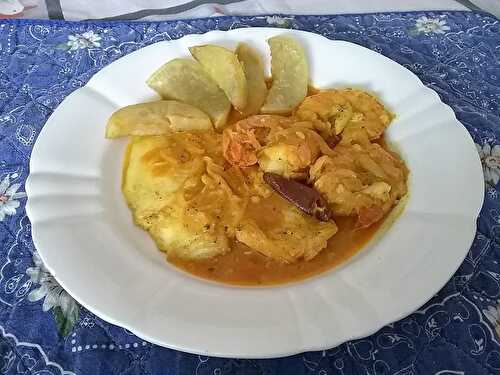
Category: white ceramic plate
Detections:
[{"x1": 26, "y1": 28, "x2": 484, "y2": 358}]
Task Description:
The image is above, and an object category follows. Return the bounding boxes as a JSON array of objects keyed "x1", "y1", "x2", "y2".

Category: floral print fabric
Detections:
[{"x1": 0, "y1": 11, "x2": 499, "y2": 375}]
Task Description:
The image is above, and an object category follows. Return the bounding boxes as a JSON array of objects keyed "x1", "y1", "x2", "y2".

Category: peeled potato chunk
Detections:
[
  {"x1": 190, "y1": 45, "x2": 248, "y2": 110},
  {"x1": 261, "y1": 35, "x2": 309, "y2": 114},
  {"x1": 235, "y1": 43, "x2": 268, "y2": 116},
  {"x1": 105, "y1": 100, "x2": 212, "y2": 138},
  {"x1": 146, "y1": 58, "x2": 231, "y2": 128}
]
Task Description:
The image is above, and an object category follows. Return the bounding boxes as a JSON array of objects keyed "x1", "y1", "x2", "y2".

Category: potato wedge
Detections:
[
  {"x1": 236, "y1": 43, "x2": 268, "y2": 117},
  {"x1": 146, "y1": 59, "x2": 231, "y2": 128},
  {"x1": 190, "y1": 45, "x2": 248, "y2": 110},
  {"x1": 261, "y1": 36, "x2": 309, "y2": 114},
  {"x1": 105, "y1": 100, "x2": 212, "y2": 138}
]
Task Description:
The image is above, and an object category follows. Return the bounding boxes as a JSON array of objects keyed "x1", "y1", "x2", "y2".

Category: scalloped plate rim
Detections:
[{"x1": 26, "y1": 27, "x2": 484, "y2": 358}]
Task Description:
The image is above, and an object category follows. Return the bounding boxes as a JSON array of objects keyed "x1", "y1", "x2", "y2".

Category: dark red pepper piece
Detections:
[{"x1": 263, "y1": 172, "x2": 332, "y2": 222}]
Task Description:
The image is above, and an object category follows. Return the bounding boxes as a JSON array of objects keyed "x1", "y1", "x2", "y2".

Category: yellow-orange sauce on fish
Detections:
[
  {"x1": 171, "y1": 210, "x2": 384, "y2": 286},
  {"x1": 140, "y1": 83, "x2": 405, "y2": 286}
]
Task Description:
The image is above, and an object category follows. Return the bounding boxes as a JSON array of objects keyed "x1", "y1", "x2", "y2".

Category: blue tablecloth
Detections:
[{"x1": 0, "y1": 10, "x2": 499, "y2": 375}]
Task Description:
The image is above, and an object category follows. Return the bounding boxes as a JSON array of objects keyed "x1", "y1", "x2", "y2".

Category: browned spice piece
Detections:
[
  {"x1": 325, "y1": 134, "x2": 340, "y2": 148},
  {"x1": 263, "y1": 172, "x2": 332, "y2": 222}
]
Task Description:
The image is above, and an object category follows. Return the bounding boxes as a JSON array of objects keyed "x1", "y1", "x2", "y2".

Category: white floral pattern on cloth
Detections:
[
  {"x1": 476, "y1": 143, "x2": 500, "y2": 187},
  {"x1": 265, "y1": 15, "x2": 293, "y2": 28},
  {"x1": 414, "y1": 15, "x2": 451, "y2": 34},
  {"x1": 0, "y1": 325, "x2": 75, "y2": 374},
  {"x1": 0, "y1": 173, "x2": 26, "y2": 222},
  {"x1": 0, "y1": 11, "x2": 499, "y2": 375},
  {"x1": 487, "y1": 187, "x2": 498, "y2": 200},
  {"x1": 65, "y1": 30, "x2": 102, "y2": 51},
  {"x1": 26, "y1": 252, "x2": 79, "y2": 336}
]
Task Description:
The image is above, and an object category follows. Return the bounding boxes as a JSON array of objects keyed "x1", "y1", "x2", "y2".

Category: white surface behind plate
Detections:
[{"x1": 26, "y1": 28, "x2": 484, "y2": 358}]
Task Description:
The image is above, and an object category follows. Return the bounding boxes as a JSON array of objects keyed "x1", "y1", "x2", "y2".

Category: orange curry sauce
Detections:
[
  {"x1": 170, "y1": 85, "x2": 397, "y2": 286},
  {"x1": 171, "y1": 209, "x2": 384, "y2": 286}
]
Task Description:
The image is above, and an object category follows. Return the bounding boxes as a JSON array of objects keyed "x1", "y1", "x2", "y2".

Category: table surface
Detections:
[{"x1": 0, "y1": 10, "x2": 499, "y2": 375}]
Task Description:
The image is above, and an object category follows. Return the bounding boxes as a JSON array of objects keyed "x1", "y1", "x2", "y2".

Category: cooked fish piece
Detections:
[
  {"x1": 309, "y1": 128, "x2": 408, "y2": 227},
  {"x1": 236, "y1": 192, "x2": 337, "y2": 263},
  {"x1": 222, "y1": 114, "x2": 333, "y2": 178},
  {"x1": 122, "y1": 132, "x2": 248, "y2": 260},
  {"x1": 295, "y1": 89, "x2": 393, "y2": 139},
  {"x1": 257, "y1": 126, "x2": 334, "y2": 179},
  {"x1": 241, "y1": 167, "x2": 273, "y2": 199},
  {"x1": 122, "y1": 135, "x2": 208, "y2": 216},
  {"x1": 222, "y1": 115, "x2": 295, "y2": 167},
  {"x1": 295, "y1": 90, "x2": 353, "y2": 136}
]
